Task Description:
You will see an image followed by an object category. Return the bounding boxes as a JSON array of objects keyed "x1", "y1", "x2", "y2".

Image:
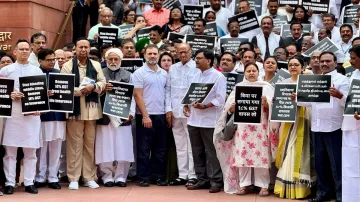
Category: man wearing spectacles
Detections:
[
  {"x1": 54, "y1": 49, "x2": 67, "y2": 69},
  {"x1": 87, "y1": 7, "x2": 123, "y2": 41},
  {"x1": 28, "y1": 33, "x2": 60, "y2": 70}
]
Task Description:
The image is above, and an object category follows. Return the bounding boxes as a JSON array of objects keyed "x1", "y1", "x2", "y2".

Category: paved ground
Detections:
[{"x1": 0, "y1": 183, "x2": 298, "y2": 202}]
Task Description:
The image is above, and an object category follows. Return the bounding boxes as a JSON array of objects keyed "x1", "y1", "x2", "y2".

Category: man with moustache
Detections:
[
  {"x1": 273, "y1": 47, "x2": 289, "y2": 62},
  {"x1": 314, "y1": 14, "x2": 341, "y2": 44},
  {"x1": 230, "y1": 0, "x2": 261, "y2": 38},
  {"x1": 283, "y1": 22, "x2": 304, "y2": 52},
  {"x1": 301, "y1": 36, "x2": 314, "y2": 53},
  {"x1": 251, "y1": 17, "x2": 285, "y2": 59},
  {"x1": 259, "y1": 0, "x2": 287, "y2": 20},
  {"x1": 293, "y1": 52, "x2": 349, "y2": 202},
  {"x1": 336, "y1": 24, "x2": 355, "y2": 64},
  {"x1": 165, "y1": 43, "x2": 199, "y2": 186},
  {"x1": 219, "y1": 52, "x2": 236, "y2": 73},
  {"x1": 343, "y1": 45, "x2": 360, "y2": 202},
  {"x1": 120, "y1": 39, "x2": 137, "y2": 58},
  {"x1": 236, "y1": 50, "x2": 265, "y2": 77},
  {"x1": 149, "y1": 26, "x2": 164, "y2": 48},
  {"x1": 193, "y1": 19, "x2": 207, "y2": 36},
  {"x1": 285, "y1": 44, "x2": 298, "y2": 59},
  {"x1": 184, "y1": 49, "x2": 226, "y2": 193},
  {"x1": 317, "y1": 28, "x2": 332, "y2": 43},
  {"x1": 61, "y1": 38, "x2": 106, "y2": 190},
  {"x1": 203, "y1": 0, "x2": 231, "y2": 34},
  {"x1": 132, "y1": 44, "x2": 168, "y2": 187},
  {"x1": 1, "y1": 39, "x2": 43, "y2": 195},
  {"x1": 29, "y1": 33, "x2": 60, "y2": 69}
]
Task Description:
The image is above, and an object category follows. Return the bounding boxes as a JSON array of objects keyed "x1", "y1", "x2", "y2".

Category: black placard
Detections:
[
  {"x1": 138, "y1": 0, "x2": 152, "y2": 3},
  {"x1": 343, "y1": 5, "x2": 360, "y2": 24},
  {"x1": 269, "y1": 69, "x2": 291, "y2": 87},
  {"x1": 167, "y1": 32, "x2": 185, "y2": 43},
  {"x1": 183, "y1": 5, "x2": 204, "y2": 25},
  {"x1": 184, "y1": 34, "x2": 216, "y2": 53},
  {"x1": 345, "y1": 79, "x2": 360, "y2": 115},
  {"x1": 119, "y1": 24, "x2": 134, "y2": 37},
  {"x1": 48, "y1": 73, "x2": 75, "y2": 113},
  {"x1": 98, "y1": 27, "x2": 118, "y2": 46},
  {"x1": 273, "y1": 15, "x2": 288, "y2": 33},
  {"x1": 234, "y1": 85, "x2": 262, "y2": 124},
  {"x1": 120, "y1": 59, "x2": 143, "y2": 73},
  {"x1": 271, "y1": 83, "x2": 297, "y2": 122},
  {"x1": 302, "y1": 37, "x2": 339, "y2": 56},
  {"x1": 19, "y1": 75, "x2": 49, "y2": 114},
  {"x1": 204, "y1": 22, "x2": 218, "y2": 36},
  {"x1": 199, "y1": 0, "x2": 225, "y2": 8},
  {"x1": 163, "y1": 0, "x2": 182, "y2": 9},
  {"x1": 219, "y1": 38, "x2": 249, "y2": 54},
  {"x1": 345, "y1": 66, "x2": 356, "y2": 78},
  {"x1": 181, "y1": 83, "x2": 215, "y2": 104},
  {"x1": 278, "y1": 0, "x2": 300, "y2": 7},
  {"x1": 0, "y1": 78, "x2": 14, "y2": 118},
  {"x1": 103, "y1": 81, "x2": 134, "y2": 119},
  {"x1": 136, "y1": 26, "x2": 153, "y2": 40},
  {"x1": 233, "y1": 0, "x2": 263, "y2": 16},
  {"x1": 296, "y1": 75, "x2": 331, "y2": 102},
  {"x1": 281, "y1": 24, "x2": 311, "y2": 38},
  {"x1": 228, "y1": 10, "x2": 260, "y2": 34},
  {"x1": 277, "y1": 61, "x2": 288, "y2": 70},
  {"x1": 222, "y1": 73, "x2": 244, "y2": 94},
  {"x1": 302, "y1": 0, "x2": 330, "y2": 14}
]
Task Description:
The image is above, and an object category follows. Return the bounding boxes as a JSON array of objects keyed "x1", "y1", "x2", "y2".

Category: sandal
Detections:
[
  {"x1": 259, "y1": 188, "x2": 270, "y2": 197},
  {"x1": 185, "y1": 178, "x2": 198, "y2": 187},
  {"x1": 169, "y1": 178, "x2": 187, "y2": 186},
  {"x1": 236, "y1": 187, "x2": 248, "y2": 195}
]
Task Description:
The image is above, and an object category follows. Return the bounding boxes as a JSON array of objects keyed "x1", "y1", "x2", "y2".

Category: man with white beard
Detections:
[{"x1": 95, "y1": 48, "x2": 135, "y2": 187}]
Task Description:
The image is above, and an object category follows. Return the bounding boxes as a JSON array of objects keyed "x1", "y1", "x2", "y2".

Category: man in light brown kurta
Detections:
[{"x1": 61, "y1": 38, "x2": 106, "y2": 190}]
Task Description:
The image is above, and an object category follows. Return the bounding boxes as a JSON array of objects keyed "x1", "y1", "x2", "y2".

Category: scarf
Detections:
[
  {"x1": 256, "y1": 32, "x2": 280, "y2": 60},
  {"x1": 70, "y1": 57, "x2": 98, "y2": 117}
]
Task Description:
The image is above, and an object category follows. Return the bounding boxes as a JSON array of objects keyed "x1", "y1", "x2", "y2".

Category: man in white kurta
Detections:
[
  {"x1": 165, "y1": 43, "x2": 199, "y2": 186},
  {"x1": 0, "y1": 39, "x2": 43, "y2": 194},
  {"x1": 95, "y1": 48, "x2": 135, "y2": 187},
  {"x1": 343, "y1": 46, "x2": 360, "y2": 202},
  {"x1": 29, "y1": 33, "x2": 59, "y2": 69}
]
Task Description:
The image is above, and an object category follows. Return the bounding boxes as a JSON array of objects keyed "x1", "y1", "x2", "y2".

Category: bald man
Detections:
[
  {"x1": 165, "y1": 43, "x2": 199, "y2": 186},
  {"x1": 55, "y1": 49, "x2": 66, "y2": 69}
]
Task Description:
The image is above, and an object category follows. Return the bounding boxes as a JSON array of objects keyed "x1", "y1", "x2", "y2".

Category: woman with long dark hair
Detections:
[{"x1": 162, "y1": 7, "x2": 193, "y2": 39}]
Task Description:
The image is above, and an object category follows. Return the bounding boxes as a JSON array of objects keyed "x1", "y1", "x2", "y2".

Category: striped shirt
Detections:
[{"x1": 143, "y1": 8, "x2": 170, "y2": 27}]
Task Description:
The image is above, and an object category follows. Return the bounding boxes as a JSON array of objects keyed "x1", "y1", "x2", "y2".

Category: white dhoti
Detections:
[
  {"x1": 35, "y1": 121, "x2": 65, "y2": 183},
  {"x1": 95, "y1": 124, "x2": 134, "y2": 183},
  {"x1": 238, "y1": 167, "x2": 270, "y2": 189},
  {"x1": 3, "y1": 146, "x2": 37, "y2": 186},
  {"x1": 172, "y1": 117, "x2": 196, "y2": 179},
  {"x1": 342, "y1": 129, "x2": 360, "y2": 202}
]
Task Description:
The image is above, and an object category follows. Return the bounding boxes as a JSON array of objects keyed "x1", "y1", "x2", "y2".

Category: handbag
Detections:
[{"x1": 221, "y1": 113, "x2": 237, "y2": 141}]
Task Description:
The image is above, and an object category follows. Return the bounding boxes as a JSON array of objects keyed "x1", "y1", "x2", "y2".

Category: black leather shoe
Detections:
[
  {"x1": 156, "y1": 179, "x2": 167, "y2": 186},
  {"x1": 115, "y1": 181, "x2": 127, "y2": 187},
  {"x1": 169, "y1": 178, "x2": 187, "y2": 186},
  {"x1": 137, "y1": 180, "x2": 150, "y2": 187},
  {"x1": 104, "y1": 182, "x2": 114, "y2": 187},
  {"x1": 4, "y1": 186, "x2": 14, "y2": 194},
  {"x1": 34, "y1": 181, "x2": 47, "y2": 188},
  {"x1": 25, "y1": 185, "x2": 38, "y2": 194},
  {"x1": 308, "y1": 196, "x2": 331, "y2": 202},
  {"x1": 187, "y1": 182, "x2": 210, "y2": 190},
  {"x1": 59, "y1": 176, "x2": 69, "y2": 183},
  {"x1": 209, "y1": 186, "x2": 221, "y2": 193},
  {"x1": 48, "y1": 182, "x2": 61, "y2": 189}
]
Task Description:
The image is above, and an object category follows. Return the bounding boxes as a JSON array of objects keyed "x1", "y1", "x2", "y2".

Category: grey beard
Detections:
[{"x1": 108, "y1": 65, "x2": 120, "y2": 71}]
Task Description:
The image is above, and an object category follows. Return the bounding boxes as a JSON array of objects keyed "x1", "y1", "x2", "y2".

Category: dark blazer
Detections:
[{"x1": 283, "y1": 36, "x2": 304, "y2": 52}]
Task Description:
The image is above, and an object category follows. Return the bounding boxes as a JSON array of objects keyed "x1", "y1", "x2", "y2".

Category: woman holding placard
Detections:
[
  {"x1": 273, "y1": 56, "x2": 315, "y2": 199},
  {"x1": 214, "y1": 62, "x2": 275, "y2": 197},
  {"x1": 161, "y1": 7, "x2": 193, "y2": 40}
]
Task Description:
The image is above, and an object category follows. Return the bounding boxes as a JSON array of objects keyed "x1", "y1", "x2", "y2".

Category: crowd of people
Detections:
[{"x1": 0, "y1": 0, "x2": 359, "y2": 202}]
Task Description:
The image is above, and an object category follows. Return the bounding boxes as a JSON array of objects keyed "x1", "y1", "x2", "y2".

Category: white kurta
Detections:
[
  {"x1": 342, "y1": 69, "x2": 360, "y2": 202},
  {"x1": 40, "y1": 121, "x2": 66, "y2": 142},
  {"x1": 0, "y1": 62, "x2": 43, "y2": 148},
  {"x1": 95, "y1": 124, "x2": 134, "y2": 164}
]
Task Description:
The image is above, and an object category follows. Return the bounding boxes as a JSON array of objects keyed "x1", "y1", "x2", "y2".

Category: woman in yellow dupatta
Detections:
[{"x1": 274, "y1": 56, "x2": 315, "y2": 199}]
